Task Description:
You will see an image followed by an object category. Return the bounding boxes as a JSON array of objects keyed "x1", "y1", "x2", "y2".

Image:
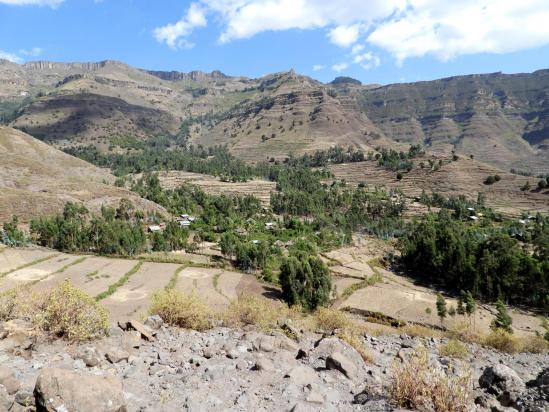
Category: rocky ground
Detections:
[{"x1": 0, "y1": 316, "x2": 547, "y2": 412}]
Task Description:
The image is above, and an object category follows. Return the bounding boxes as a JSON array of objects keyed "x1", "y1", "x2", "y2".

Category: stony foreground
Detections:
[{"x1": 0, "y1": 317, "x2": 547, "y2": 412}]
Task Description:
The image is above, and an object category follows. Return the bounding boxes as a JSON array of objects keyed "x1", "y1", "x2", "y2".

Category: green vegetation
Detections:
[
  {"x1": 399, "y1": 210, "x2": 549, "y2": 309},
  {"x1": 95, "y1": 261, "x2": 143, "y2": 301},
  {"x1": 484, "y1": 174, "x2": 501, "y2": 185},
  {"x1": 436, "y1": 293, "x2": 447, "y2": 324},
  {"x1": 279, "y1": 253, "x2": 332, "y2": 310},
  {"x1": 491, "y1": 299, "x2": 513, "y2": 333},
  {"x1": 374, "y1": 145, "x2": 423, "y2": 172},
  {"x1": 2, "y1": 216, "x2": 26, "y2": 246}
]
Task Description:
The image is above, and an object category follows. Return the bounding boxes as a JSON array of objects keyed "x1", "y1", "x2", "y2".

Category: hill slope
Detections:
[
  {"x1": 0, "y1": 126, "x2": 163, "y2": 221},
  {"x1": 1, "y1": 60, "x2": 548, "y2": 172}
]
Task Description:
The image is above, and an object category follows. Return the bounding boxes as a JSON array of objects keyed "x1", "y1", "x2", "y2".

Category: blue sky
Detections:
[{"x1": 1, "y1": 0, "x2": 549, "y2": 85}]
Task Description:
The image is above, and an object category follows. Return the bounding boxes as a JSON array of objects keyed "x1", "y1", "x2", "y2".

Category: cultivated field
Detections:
[
  {"x1": 324, "y1": 237, "x2": 546, "y2": 338},
  {"x1": 155, "y1": 171, "x2": 276, "y2": 206},
  {"x1": 0, "y1": 247, "x2": 268, "y2": 322},
  {"x1": 330, "y1": 157, "x2": 549, "y2": 217}
]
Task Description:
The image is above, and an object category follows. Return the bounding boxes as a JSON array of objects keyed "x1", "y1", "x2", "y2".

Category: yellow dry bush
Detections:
[
  {"x1": 149, "y1": 289, "x2": 212, "y2": 331},
  {"x1": 400, "y1": 324, "x2": 445, "y2": 339},
  {"x1": 313, "y1": 307, "x2": 350, "y2": 332},
  {"x1": 223, "y1": 295, "x2": 301, "y2": 332},
  {"x1": 337, "y1": 325, "x2": 374, "y2": 363},
  {"x1": 37, "y1": 280, "x2": 109, "y2": 342},
  {"x1": 482, "y1": 329, "x2": 520, "y2": 354},
  {"x1": 391, "y1": 348, "x2": 472, "y2": 412},
  {"x1": 0, "y1": 287, "x2": 22, "y2": 321},
  {"x1": 439, "y1": 339, "x2": 469, "y2": 359},
  {"x1": 518, "y1": 335, "x2": 549, "y2": 354}
]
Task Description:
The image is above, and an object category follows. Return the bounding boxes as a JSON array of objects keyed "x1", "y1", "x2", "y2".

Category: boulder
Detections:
[
  {"x1": 479, "y1": 364, "x2": 525, "y2": 408},
  {"x1": 127, "y1": 320, "x2": 155, "y2": 341},
  {"x1": 284, "y1": 365, "x2": 319, "y2": 387},
  {"x1": 0, "y1": 385, "x2": 13, "y2": 411},
  {"x1": 34, "y1": 368, "x2": 127, "y2": 412}
]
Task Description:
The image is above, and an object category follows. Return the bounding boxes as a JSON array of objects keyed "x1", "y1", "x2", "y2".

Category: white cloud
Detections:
[
  {"x1": 0, "y1": 50, "x2": 22, "y2": 63},
  {"x1": 155, "y1": 0, "x2": 549, "y2": 64},
  {"x1": 18, "y1": 47, "x2": 43, "y2": 57},
  {"x1": 154, "y1": 2, "x2": 207, "y2": 49},
  {"x1": 0, "y1": 0, "x2": 64, "y2": 6},
  {"x1": 327, "y1": 24, "x2": 361, "y2": 48},
  {"x1": 368, "y1": 0, "x2": 549, "y2": 63},
  {"x1": 353, "y1": 52, "x2": 380, "y2": 70},
  {"x1": 313, "y1": 64, "x2": 325, "y2": 71},
  {"x1": 332, "y1": 62, "x2": 348, "y2": 72}
]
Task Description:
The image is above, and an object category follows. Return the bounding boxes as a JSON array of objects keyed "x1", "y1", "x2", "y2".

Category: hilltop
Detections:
[{"x1": 1, "y1": 60, "x2": 548, "y2": 173}]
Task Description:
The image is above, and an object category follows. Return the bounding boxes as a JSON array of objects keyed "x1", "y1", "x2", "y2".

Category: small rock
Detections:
[
  {"x1": 254, "y1": 357, "x2": 274, "y2": 372},
  {"x1": 144, "y1": 315, "x2": 164, "y2": 330},
  {"x1": 14, "y1": 390, "x2": 33, "y2": 407},
  {"x1": 106, "y1": 348, "x2": 130, "y2": 364},
  {"x1": 127, "y1": 319, "x2": 155, "y2": 341},
  {"x1": 76, "y1": 346, "x2": 103, "y2": 367},
  {"x1": 285, "y1": 365, "x2": 318, "y2": 386},
  {"x1": 121, "y1": 331, "x2": 141, "y2": 350},
  {"x1": 326, "y1": 351, "x2": 357, "y2": 381},
  {"x1": 0, "y1": 385, "x2": 13, "y2": 411},
  {"x1": 0, "y1": 367, "x2": 20, "y2": 395}
]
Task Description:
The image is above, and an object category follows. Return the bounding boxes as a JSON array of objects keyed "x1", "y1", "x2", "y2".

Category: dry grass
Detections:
[
  {"x1": 149, "y1": 289, "x2": 212, "y2": 331},
  {"x1": 391, "y1": 348, "x2": 472, "y2": 412},
  {"x1": 400, "y1": 323, "x2": 445, "y2": 339},
  {"x1": 0, "y1": 286, "x2": 28, "y2": 321},
  {"x1": 313, "y1": 308, "x2": 373, "y2": 362},
  {"x1": 482, "y1": 329, "x2": 520, "y2": 353},
  {"x1": 518, "y1": 334, "x2": 549, "y2": 354},
  {"x1": 439, "y1": 339, "x2": 469, "y2": 359},
  {"x1": 223, "y1": 295, "x2": 302, "y2": 332},
  {"x1": 36, "y1": 280, "x2": 109, "y2": 341}
]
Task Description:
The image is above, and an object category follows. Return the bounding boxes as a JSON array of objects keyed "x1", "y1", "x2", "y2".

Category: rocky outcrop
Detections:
[{"x1": 0, "y1": 315, "x2": 547, "y2": 411}]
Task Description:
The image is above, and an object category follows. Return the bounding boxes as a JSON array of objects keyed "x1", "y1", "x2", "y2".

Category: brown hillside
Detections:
[{"x1": 0, "y1": 126, "x2": 163, "y2": 222}]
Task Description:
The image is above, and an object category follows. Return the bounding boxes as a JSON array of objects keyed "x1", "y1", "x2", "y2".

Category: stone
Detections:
[
  {"x1": 14, "y1": 390, "x2": 33, "y2": 407},
  {"x1": 76, "y1": 346, "x2": 103, "y2": 367},
  {"x1": 106, "y1": 348, "x2": 130, "y2": 364},
  {"x1": 34, "y1": 368, "x2": 127, "y2": 412},
  {"x1": 285, "y1": 365, "x2": 318, "y2": 386},
  {"x1": 254, "y1": 357, "x2": 274, "y2": 372},
  {"x1": 0, "y1": 367, "x2": 20, "y2": 395},
  {"x1": 144, "y1": 315, "x2": 164, "y2": 330},
  {"x1": 0, "y1": 385, "x2": 13, "y2": 411},
  {"x1": 258, "y1": 337, "x2": 275, "y2": 353},
  {"x1": 121, "y1": 331, "x2": 141, "y2": 350},
  {"x1": 127, "y1": 320, "x2": 155, "y2": 341},
  {"x1": 326, "y1": 351, "x2": 358, "y2": 381},
  {"x1": 479, "y1": 364, "x2": 526, "y2": 408}
]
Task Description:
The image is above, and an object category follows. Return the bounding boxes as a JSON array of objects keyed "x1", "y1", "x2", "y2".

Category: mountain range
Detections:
[{"x1": 1, "y1": 59, "x2": 547, "y2": 173}]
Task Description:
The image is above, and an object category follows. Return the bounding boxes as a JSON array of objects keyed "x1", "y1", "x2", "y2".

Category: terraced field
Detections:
[
  {"x1": 330, "y1": 157, "x2": 549, "y2": 217},
  {"x1": 155, "y1": 171, "x2": 276, "y2": 206},
  {"x1": 0, "y1": 247, "x2": 267, "y2": 322}
]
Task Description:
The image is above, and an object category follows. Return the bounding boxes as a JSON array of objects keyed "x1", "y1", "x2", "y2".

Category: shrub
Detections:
[
  {"x1": 391, "y1": 348, "x2": 472, "y2": 412},
  {"x1": 0, "y1": 287, "x2": 23, "y2": 321},
  {"x1": 314, "y1": 307, "x2": 350, "y2": 332},
  {"x1": 149, "y1": 289, "x2": 211, "y2": 331},
  {"x1": 279, "y1": 254, "x2": 332, "y2": 311},
  {"x1": 37, "y1": 280, "x2": 109, "y2": 341},
  {"x1": 517, "y1": 334, "x2": 549, "y2": 354},
  {"x1": 223, "y1": 295, "x2": 300, "y2": 332},
  {"x1": 483, "y1": 329, "x2": 520, "y2": 353},
  {"x1": 491, "y1": 299, "x2": 512, "y2": 333},
  {"x1": 439, "y1": 339, "x2": 468, "y2": 359},
  {"x1": 484, "y1": 175, "x2": 496, "y2": 185}
]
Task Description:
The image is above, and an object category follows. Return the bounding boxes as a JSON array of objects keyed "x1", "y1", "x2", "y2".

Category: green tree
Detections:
[
  {"x1": 436, "y1": 293, "x2": 447, "y2": 324},
  {"x1": 491, "y1": 299, "x2": 513, "y2": 333},
  {"x1": 279, "y1": 253, "x2": 332, "y2": 311},
  {"x1": 457, "y1": 291, "x2": 466, "y2": 315},
  {"x1": 2, "y1": 216, "x2": 25, "y2": 246}
]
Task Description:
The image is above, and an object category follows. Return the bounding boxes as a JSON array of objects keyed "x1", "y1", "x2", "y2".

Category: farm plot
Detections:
[
  {"x1": 339, "y1": 267, "x2": 545, "y2": 337},
  {"x1": 175, "y1": 267, "x2": 244, "y2": 310},
  {"x1": 101, "y1": 262, "x2": 181, "y2": 321},
  {"x1": 0, "y1": 253, "x2": 82, "y2": 290},
  {"x1": 32, "y1": 256, "x2": 136, "y2": 297},
  {"x1": 0, "y1": 248, "x2": 56, "y2": 275}
]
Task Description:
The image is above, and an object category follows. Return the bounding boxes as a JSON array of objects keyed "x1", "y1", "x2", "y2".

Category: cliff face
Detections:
[{"x1": 1, "y1": 60, "x2": 548, "y2": 172}]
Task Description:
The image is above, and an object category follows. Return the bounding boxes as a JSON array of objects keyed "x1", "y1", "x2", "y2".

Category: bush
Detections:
[
  {"x1": 279, "y1": 254, "x2": 332, "y2": 311},
  {"x1": 519, "y1": 335, "x2": 549, "y2": 354},
  {"x1": 0, "y1": 287, "x2": 23, "y2": 321},
  {"x1": 314, "y1": 307, "x2": 350, "y2": 332},
  {"x1": 439, "y1": 339, "x2": 468, "y2": 359},
  {"x1": 483, "y1": 329, "x2": 520, "y2": 353},
  {"x1": 149, "y1": 289, "x2": 211, "y2": 331},
  {"x1": 37, "y1": 280, "x2": 109, "y2": 341},
  {"x1": 391, "y1": 348, "x2": 472, "y2": 412},
  {"x1": 484, "y1": 175, "x2": 496, "y2": 185},
  {"x1": 224, "y1": 295, "x2": 301, "y2": 332}
]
